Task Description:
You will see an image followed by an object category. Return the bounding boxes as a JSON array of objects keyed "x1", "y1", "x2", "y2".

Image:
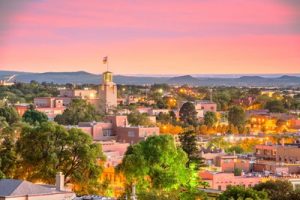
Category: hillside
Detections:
[{"x1": 0, "y1": 70, "x2": 300, "y2": 87}]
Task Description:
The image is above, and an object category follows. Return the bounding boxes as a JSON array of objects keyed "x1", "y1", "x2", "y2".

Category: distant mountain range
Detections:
[{"x1": 0, "y1": 70, "x2": 300, "y2": 87}]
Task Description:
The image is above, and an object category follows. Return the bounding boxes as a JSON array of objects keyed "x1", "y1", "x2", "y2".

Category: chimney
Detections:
[
  {"x1": 281, "y1": 138, "x2": 285, "y2": 147},
  {"x1": 56, "y1": 172, "x2": 64, "y2": 191}
]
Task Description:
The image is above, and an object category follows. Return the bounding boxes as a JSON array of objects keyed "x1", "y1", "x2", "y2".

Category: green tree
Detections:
[
  {"x1": 265, "y1": 100, "x2": 286, "y2": 113},
  {"x1": 179, "y1": 102, "x2": 198, "y2": 126},
  {"x1": 228, "y1": 106, "x2": 246, "y2": 131},
  {"x1": 127, "y1": 111, "x2": 154, "y2": 126},
  {"x1": 54, "y1": 99, "x2": 101, "y2": 125},
  {"x1": 22, "y1": 108, "x2": 48, "y2": 125},
  {"x1": 289, "y1": 190, "x2": 300, "y2": 199},
  {"x1": 226, "y1": 146, "x2": 244, "y2": 154},
  {"x1": 253, "y1": 180, "x2": 293, "y2": 200},
  {"x1": 233, "y1": 168, "x2": 242, "y2": 176},
  {"x1": 156, "y1": 111, "x2": 176, "y2": 124},
  {"x1": 218, "y1": 186, "x2": 268, "y2": 200},
  {"x1": 204, "y1": 111, "x2": 217, "y2": 127},
  {"x1": 179, "y1": 130, "x2": 205, "y2": 169},
  {"x1": 0, "y1": 126, "x2": 19, "y2": 179},
  {"x1": 118, "y1": 135, "x2": 190, "y2": 192},
  {"x1": 16, "y1": 122, "x2": 105, "y2": 192},
  {"x1": 0, "y1": 106, "x2": 20, "y2": 125},
  {"x1": 207, "y1": 137, "x2": 230, "y2": 150}
]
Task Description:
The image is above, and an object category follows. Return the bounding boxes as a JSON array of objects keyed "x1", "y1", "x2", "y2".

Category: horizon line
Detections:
[{"x1": 1, "y1": 69, "x2": 300, "y2": 77}]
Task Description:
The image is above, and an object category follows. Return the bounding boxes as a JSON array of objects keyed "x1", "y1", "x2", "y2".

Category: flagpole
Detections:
[{"x1": 107, "y1": 59, "x2": 109, "y2": 71}]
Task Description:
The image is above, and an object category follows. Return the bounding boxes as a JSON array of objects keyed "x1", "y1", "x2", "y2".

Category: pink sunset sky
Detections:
[{"x1": 0, "y1": 0, "x2": 299, "y2": 74}]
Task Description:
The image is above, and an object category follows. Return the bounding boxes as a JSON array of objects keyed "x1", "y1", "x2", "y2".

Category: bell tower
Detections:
[{"x1": 99, "y1": 71, "x2": 117, "y2": 113}]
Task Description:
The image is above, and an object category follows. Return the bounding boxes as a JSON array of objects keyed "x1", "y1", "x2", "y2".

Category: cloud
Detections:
[
  {"x1": 279, "y1": 0, "x2": 300, "y2": 32},
  {"x1": 0, "y1": 0, "x2": 31, "y2": 29}
]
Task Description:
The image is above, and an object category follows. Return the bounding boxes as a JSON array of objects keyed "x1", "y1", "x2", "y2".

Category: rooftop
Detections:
[{"x1": 0, "y1": 179, "x2": 55, "y2": 197}]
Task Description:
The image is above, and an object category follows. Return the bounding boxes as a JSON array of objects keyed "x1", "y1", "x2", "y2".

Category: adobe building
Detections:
[
  {"x1": 59, "y1": 88, "x2": 98, "y2": 100},
  {"x1": 15, "y1": 97, "x2": 66, "y2": 120},
  {"x1": 200, "y1": 171, "x2": 263, "y2": 191},
  {"x1": 215, "y1": 155, "x2": 251, "y2": 173},
  {"x1": 254, "y1": 144, "x2": 300, "y2": 174},
  {"x1": 69, "y1": 115, "x2": 160, "y2": 144},
  {"x1": 255, "y1": 144, "x2": 300, "y2": 164}
]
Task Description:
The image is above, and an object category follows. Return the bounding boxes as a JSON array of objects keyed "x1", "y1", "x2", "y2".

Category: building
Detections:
[
  {"x1": 255, "y1": 144, "x2": 300, "y2": 163},
  {"x1": 195, "y1": 100, "x2": 217, "y2": 113},
  {"x1": 116, "y1": 126, "x2": 159, "y2": 144},
  {"x1": 254, "y1": 144, "x2": 300, "y2": 174},
  {"x1": 99, "y1": 141, "x2": 129, "y2": 197},
  {"x1": 99, "y1": 71, "x2": 117, "y2": 113},
  {"x1": 14, "y1": 103, "x2": 31, "y2": 116},
  {"x1": 0, "y1": 75, "x2": 15, "y2": 86},
  {"x1": 34, "y1": 97, "x2": 64, "y2": 108},
  {"x1": 72, "y1": 115, "x2": 160, "y2": 144},
  {"x1": 58, "y1": 88, "x2": 100, "y2": 109},
  {"x1": 76, "y1": 122, "x2": 115, "y2": 141},
  {"x1": 149, "y1": 109, "x2": 169, "y2": 116},
  {"x1": 233, "y1": 96, "x2": 256, "y2": 107},
  {"x1": 200, "y1": 171, "x2": 263, "y2": 191},
  {"x1": 14, "y1": 97, "x2": 66, "y2": 120},
  {"x1": 215, "y1": 154, "x2": 251, "y2": 173},
  {"x1": 0, "y1": 173, "x2": 75, "y2": 200},
  {"x1": 59, "y1": 88, "x2": 98, "y2": 100}
]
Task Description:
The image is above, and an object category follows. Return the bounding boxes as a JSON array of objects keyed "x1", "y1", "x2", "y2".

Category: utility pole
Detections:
[
  {"x1": 209, "y1": 88, "x2": 213, "y2": 102},
  {"x1": 131, "y1": 184, "x2": 137, "y2": 200}
]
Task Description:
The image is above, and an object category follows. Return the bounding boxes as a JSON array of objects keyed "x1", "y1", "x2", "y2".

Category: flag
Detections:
[{"x1": 103, "y1": 56, "x2": 108, "y2": 64}]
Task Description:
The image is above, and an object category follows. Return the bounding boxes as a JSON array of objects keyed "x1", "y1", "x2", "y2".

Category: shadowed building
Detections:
[{"x1": 0, "y1": 173, "x2": 75, "y2": 200}]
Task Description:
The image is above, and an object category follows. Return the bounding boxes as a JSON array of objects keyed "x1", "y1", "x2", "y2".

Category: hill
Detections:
[{"x1": 0, "y1": 70, "x2": 300, "y2": 87}]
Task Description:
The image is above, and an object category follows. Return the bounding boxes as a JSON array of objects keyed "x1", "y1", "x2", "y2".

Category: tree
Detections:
[
  {"x1": 218, "y1": 186, "x2": 268, "y2": 200},
  {"x1": 233, "y1": 168, "x2": 242, "y2": 176},
  {"x1": 0, "y1": 126, "x2": 19, "y2": 179},
  {"x1": 0, "y1": 106, "x2": 20, "y2": 125},
  {"x1": 179, "y1": 102, "x2": 198, "y2": 126},
  {"x1": 226, "y1": 146, "x2": 244, "y2": 154},
  {"x1": 265, "y1": 100, "x2": 286, "y2": 113},
  {"x1": 179, "y1": 130, "x2": 205, "y2": 169},
  {"x1": 16, "y1": 122, "x2": 105, "y2": 192},
  {"x1": 22, "y1": 109, "x2": 48, "y2": 125},
  {"x1": 204, "y1": 111, "x2": 217, "y2": 127},
  {"x1": 253, "y1": 180, "x2": 293, "y2": 200},
  {"x1": 289, "y1": 190, "x2": 300, "y2": 199},
  {"x1": 54, "y1": 99, "x2": 101, "y2": 125},
  {"x1": 118, "y1": 135, "x2": 191, "y2": 193},
  {"x1": 207, "y1": 137, "x2": 230, "y2": 150},
  {"x1": 228, "y1": 106, "x2": 246, "y2": 131},
  {"x1": 159, "y1": 124, "x2": 183, "y2": 135},
  {"x1": 127, "y1": 111, "x2": 154, "y2": 126},
  {"x1": 156, "y1": 112, "x2": 176, "y2": 124}
]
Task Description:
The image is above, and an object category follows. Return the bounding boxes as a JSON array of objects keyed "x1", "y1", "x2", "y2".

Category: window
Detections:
[
  {"x1": 103, "y1": 129, "x2": 112, "y2": 136},
  {"x1": 218, "y1": 185, "x2": 222, "y2": 191},
  {"x1": 128, "y1": 131, "x2": 135, "y2": 137}
]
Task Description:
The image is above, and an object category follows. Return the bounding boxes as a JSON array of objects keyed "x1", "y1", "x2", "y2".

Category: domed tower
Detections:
[{"x1": 99, "y1": 71, "x2": 117, "y2": 113}]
